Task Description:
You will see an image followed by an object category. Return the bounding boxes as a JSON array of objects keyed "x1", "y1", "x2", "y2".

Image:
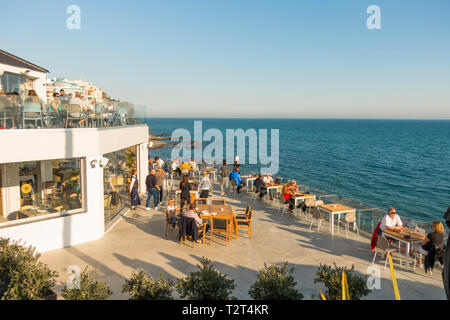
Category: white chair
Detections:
[{"x1": 344, "y1": 211, "x2": 359, "y2": 239}]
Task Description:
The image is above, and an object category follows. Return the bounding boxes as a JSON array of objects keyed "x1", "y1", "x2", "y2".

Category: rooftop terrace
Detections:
[{"x1": 40, "y1": 180, "x2": 446, "y2": 300}]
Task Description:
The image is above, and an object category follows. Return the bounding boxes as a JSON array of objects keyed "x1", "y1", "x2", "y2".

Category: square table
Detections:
[
  {"x1": 293, "y1": 193, "x2": 316, "y2": 207},
  {"x1": 241, "y1": 175, "x2": 257, "y2": 192},
  {"x1": 196, "y1": 204, "x2": 236, "y2": 243},
  {"x1": 382, "y1": 229, "x2": 425, "y2": 269},
  {"x1": 318, "y1": 203, "x2": 356, "y2": 235}
]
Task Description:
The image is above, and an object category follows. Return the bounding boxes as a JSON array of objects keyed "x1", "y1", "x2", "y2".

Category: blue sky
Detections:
[{"x1": 1, "y1": 0, "x2": 449, "y2": 118}]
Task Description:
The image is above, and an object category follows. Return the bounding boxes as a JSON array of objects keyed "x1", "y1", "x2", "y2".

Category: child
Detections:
[{"x1": 167, "y1": 199, "x2": 178, "y2": 228}]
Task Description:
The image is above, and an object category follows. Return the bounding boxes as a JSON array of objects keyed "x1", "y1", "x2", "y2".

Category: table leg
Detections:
[
  {"x1": 406, "y1": 242, "x2": 410, "y2": 269},
  {"x1": 330, "y1": 212, "x2": 334, "y2": 235}
]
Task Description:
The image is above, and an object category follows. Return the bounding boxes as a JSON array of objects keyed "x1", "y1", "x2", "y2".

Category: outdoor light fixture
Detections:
[
  {"x1": 99, "y1": 157, "x2": 109, "y2": 167},
  {"x1": 90, "y1": 159, "x2": 98, "y2": 168}
]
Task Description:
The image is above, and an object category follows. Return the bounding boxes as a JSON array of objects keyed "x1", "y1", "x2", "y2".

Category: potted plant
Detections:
[
  {"x1": 0, "y1": 238, "x2": 58, "y2": 300},
  {"x1": 313, "y1": 263, "x2": 371, "y2": 300},
  {"x1": 62, "y1": 266, "x2": 113, "y2": 300},
  {"x1": 248, "y1": 262, "x2": 303, "y2": 300},
  {"x1": 176, "y1": 257, "x2": 236, "y2": 300},
  {"x1": 122, "y1": 269, "x2": 174, "y2": 300}
]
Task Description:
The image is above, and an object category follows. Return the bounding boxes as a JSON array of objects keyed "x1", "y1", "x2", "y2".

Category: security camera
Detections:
[{"x1": 90, "y1": 159, "x2": 98, "y2": 168}]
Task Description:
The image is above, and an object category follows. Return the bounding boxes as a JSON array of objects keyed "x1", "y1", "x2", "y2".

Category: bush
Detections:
[
  {"x1": 0, "y1": 238, "x2": 58, "y2": 300},
  {"x1": 249, "y1": 262, "x2": 303, "y2": 300},
  {"x1": 122, "y1": 269, "x2": 174, "y2": 300},
  {"x1": 176, "y1": 257, "x2": 236, "y2": 300},
  {"x1": 62, "y1": 266, "x2": 113, "y2": 300},
  {"x1": 313, "y1": 263, "x2": 371, "y2": 300}
]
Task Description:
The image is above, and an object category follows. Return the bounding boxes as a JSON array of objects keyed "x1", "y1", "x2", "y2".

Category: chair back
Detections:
[
  {"x1": 211, "y1": 198, "x2": 225, "y2": 205},
  {"x1": 23, "y1": 102, "x2": 42, "y2": 113},
  {"x1": 212, "y1": 217, "x2": 228, "y2": 230},
  {"x1": 377, "y1": 236, "x2": 390, "y2": 251},
  {"x1": 345, "y1": 211, "x2": 357, "y2": 223},
  {"x1": 311, "y1": 207, "x2": 323, "y2": 220},
  {"x1": 247, "y1": 208, "x2": 253, "y2": 221},
  {"x1": 305, "y1": 198, "x2": 315, "y2": 207},
  {"x1": 67, "y1": 104, "x2": 82, "y2": 114},
  {"x1": 194, "y1": 198, "x2": 208, "y2": 205},
  {"x1": 314, "y1": 200, "x2": 324, "y2": 206}
]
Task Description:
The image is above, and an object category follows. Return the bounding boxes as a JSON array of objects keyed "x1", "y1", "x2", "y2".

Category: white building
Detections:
[
  {"x1": 0, "y1": 49, "x2": 48, "y2": 103},
  {"x1": 0, "y1": 50, "x2": 149, "y2": 253}
]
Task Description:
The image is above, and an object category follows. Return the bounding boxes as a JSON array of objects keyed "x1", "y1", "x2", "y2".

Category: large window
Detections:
[
  {"x1": 0, "y1": 72, "x2": 34, "y2": 104},
  {"x1": 103, "y1": 146, "x2": 137, "y2": 225},
  {"x1": 0, "y1": 158, "x2": 84, "y2": 223}
]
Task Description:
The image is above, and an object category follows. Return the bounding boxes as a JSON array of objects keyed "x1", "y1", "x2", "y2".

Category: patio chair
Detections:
[
  {"x1": 372, "y1": 236, "x2": 399, "y2": 270},
  {"x1": 165, "y1": 207, "x2": 180, "y2": 238},
  {"x1": 344, "y1": 211, "x2": 360, "y2": 239},
  {"x1": 308, "y1": 207, "x2": 326, "y2": 233},
  {"x1": 304, "y1": 198, "x2": 316, "y2": 219},
  {"x1": 178, "y1": 216, "x2": 207, "y2": 248},
  {"x1": 235, "y1": 204, "x2": 251, "y2": 220},
  {"x1": 235, "y1": 207, "x2": 253, "y2": 239},
  {"x1": 210, "y1": 216, "x2": 232, "y2": 246},
  {"x1": 65, "y1": 104, "x2": 84, "y2": 128},
  {"x1": 211, "y1": 198, "x2": 226, "y2": 205},
  {"x1": 194, "y1": 198, "x2": 208, "y2": 205},
  {"x1": 22, "y1": 102, "x2": 44, "y2": 128}
]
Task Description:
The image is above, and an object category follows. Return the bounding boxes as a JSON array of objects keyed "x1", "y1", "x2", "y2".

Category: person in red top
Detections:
[{"x1": 282, "y1": 181, "x2": 296, "y2": 212}]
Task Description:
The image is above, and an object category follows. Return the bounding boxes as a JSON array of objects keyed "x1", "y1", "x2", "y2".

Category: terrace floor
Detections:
[{"x1": 41, "y1": 187, "x2": 446, "y2": 300}]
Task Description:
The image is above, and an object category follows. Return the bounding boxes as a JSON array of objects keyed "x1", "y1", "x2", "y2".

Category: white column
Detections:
[
  {"x1": 83, "y1": 156, "x2": 105, "y2": 237},
  {"x1": 137, "y1": 142, "x2": 148, "y2": 195}
]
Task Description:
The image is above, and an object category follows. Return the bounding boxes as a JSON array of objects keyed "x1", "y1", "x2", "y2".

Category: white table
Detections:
[
  {"x1": 318, "y1": 203, "x2": 356, "y2": 235},
  {"x1": 382, "y1": 229, "x2": 424, "y2": 269},
  {"x1": 293, "y1": 194, "x2": 316, "y2": 208},
  {"x1": 241, "y1": 175, "x2": 257, "y2": 192}
]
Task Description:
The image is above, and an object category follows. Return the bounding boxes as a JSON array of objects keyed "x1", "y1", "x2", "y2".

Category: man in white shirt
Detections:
[
  {"x1": 263, "y1": 173, "x2": 274, "y2": 186},
  {"x1": 380, "y1": 207, "x2": 403, "y2": 232}
]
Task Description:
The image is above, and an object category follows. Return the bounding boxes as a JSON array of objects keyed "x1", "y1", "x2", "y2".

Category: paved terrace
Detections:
[{"x1": 41, "y1": 185, "x2": 446, "y2": 300}]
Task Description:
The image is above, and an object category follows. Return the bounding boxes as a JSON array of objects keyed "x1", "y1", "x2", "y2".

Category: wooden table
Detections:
[
  {"x1": 241, "y1": 175, "x2": 257, "y2": 192},
  {"x1": 318, "y1": 203, "x2": 356, "y2": 235},
  {"x1": 196, "y1": 204, "x2": 236, "y2": 243},
  {"x1": 293, "y1": 193, "x2": 316, "y2": 207},
  {"x1": 382, "y1": 229, "x2": 425, "y2": 269}
]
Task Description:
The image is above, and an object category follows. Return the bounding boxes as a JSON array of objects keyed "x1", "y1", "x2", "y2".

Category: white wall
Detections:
[
  {"x1": 0, "y1": 62, "x2": 47, "y2": 103},
  {"x1": 0, "y1": 125, "x2": 149, "y2": 252}
]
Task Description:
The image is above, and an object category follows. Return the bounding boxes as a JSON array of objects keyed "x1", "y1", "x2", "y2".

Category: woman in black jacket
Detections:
[{"x1": 179, "y1": 174, "x2": 192, "y2": 210}]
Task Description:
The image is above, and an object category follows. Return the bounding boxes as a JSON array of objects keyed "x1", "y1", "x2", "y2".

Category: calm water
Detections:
[{"x1": 141, "y1": 118, "x2": 450, "y2": 224}]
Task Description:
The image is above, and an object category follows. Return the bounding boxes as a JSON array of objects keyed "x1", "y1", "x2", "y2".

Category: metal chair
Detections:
[
  {"x1": 308, "y1": 207, "x2": 326, "y2": 232},
  {"x1": 65, "y1": 104, "x2": 83, "y2": 128},
  {"x1": 193, "y1": 198, "x2": 208, "y2": 205},
  {"x1": 372, "y1": 236, "x2": 399, "y2": 270},
  {"x1": 211, "y1": 198, "x2": 226, "y2": 205},
  {"x1": 22, "y1": 102, "x2": 44, "y2": 128}
]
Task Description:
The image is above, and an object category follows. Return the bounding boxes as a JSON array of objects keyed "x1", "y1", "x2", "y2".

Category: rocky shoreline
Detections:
[{"x1": 148, "y1": 133, "x2": 174, "y2": 149}]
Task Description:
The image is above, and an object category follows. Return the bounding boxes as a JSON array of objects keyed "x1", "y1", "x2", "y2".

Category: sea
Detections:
[{"x1": 140, "y1": 118, "x2": 450, "y2": 229}]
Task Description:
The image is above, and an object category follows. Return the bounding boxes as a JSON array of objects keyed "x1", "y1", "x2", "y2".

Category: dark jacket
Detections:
[
  {"x1": 179, "y1": 181, "x2": 192, "y2": 199},
  {"x1": 145, "y1": 174, "x2": 157, "y2": 191},
  {"x1": 443, "y1": 206, "x2": 450, "y2": 299},
  {"x1": 254, "y1": 177, "x2": 264, "y2": 191},
  {"x1": 177, "y1": 215, "x2": 199, "y2": 242}
]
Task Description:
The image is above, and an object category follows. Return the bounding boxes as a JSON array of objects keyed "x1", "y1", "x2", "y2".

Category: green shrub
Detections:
[
  {"x1": 122, "y1": 269, "x2": 174, "y2": 300},
  {"x1": 0, "y1": 238, "x2": 58, "y2": 300},
  {"x1": 62, "y1": 266, "x2": 113, "y2": 300},
  {"x1": 249, "y1": 262, "x2": 303, "y2": 300},
  {"x1": 313, "y1": 263, "x2": 371, "y2": 300},
  {"x1": 176, "y1": 257, "x2": 236, "y2": 300}
]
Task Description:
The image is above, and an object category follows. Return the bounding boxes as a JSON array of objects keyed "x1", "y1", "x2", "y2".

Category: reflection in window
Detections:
[
  {"x1": 2, "y1": 158, "x2": 84, "y2": 222},
  {"x1": 104, "y1": 146, "x2": 137, "y2": 225}
]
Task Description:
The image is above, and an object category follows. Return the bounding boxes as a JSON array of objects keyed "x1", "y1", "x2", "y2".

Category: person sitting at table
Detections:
[
  {"x1": 263, "y1": 173, "x2": 275, "y2": 199},
  {"x1": 282, "y1": 182, "x2": 296, "y2": 211},
  {"x1": 25, "y1": 90, "x2": 42, "y2": 103},
  {"x1": 254, "y1": 174, "x2": 266, "y2": 199},
  {"x1": 69, "y1": 92, "x2": 87, "y2": 127},
  {"x1": 59, "y1": 89, "x2": 69, "y2": 105},
  {"x1": 198, "y1": 170, "x2": 212, "y2": 198},
  {"x1": 229, "y1": 167, "x2": 243, "y2": 193},
  {"x1": 179, "y1": 174, "x2": 193, "y2": 210},
  {"x1": 418, "y1": 221, "x2": 445, "y2": 257},
  {"x1": 379, "y1": 207, "x2": 404, "y2": 234},
  {"x1": 182, "y1": 203, "x2": 210, "y2": 243},
  {"x1": 167, "y1": 198, "x2": 179, "y2": 228}
]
